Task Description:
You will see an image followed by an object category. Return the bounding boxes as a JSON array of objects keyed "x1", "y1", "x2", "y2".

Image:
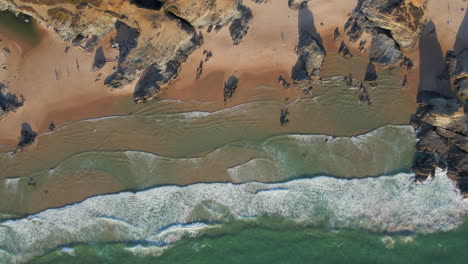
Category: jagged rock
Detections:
[
  {"x1": 418, "y1": 98, "x2": 465, "y2": 128},
  {"x1": 338, "y1": 41, "x2": 352, "y2": 59},
  {"x1": 417, "y1": 129, "x2": 449, "y2": 155},
  {"x1": 229, "y1": 4, "x2": 252, "y2": 45},
  {"x1": 360, "y1": 0, "x2": 426, "y2": 49},
  {"x1": 412, "y1": 155, "x2": 438, "y2": 179},
  {"x1": 17, "y1": 123, "x2": 37, "y2": 152},
  {"x1": 369, "y1": 33, "x2": 403, "y2": 68},
  {"x1": 224, "y1": 75, "x2": 238, "y2": 101},
  {"x1": 288, "y1": 0, "x2": 309, "y2": 10},
  {"x1": 343, "y1": 6, "x2": 373, "y2": 43},
  {"x1": 164, "y1": 0, "x2": 239, "y2": 28},
  {"x1": 291, "y1": 32, "x2": 325, "y2": 89}
]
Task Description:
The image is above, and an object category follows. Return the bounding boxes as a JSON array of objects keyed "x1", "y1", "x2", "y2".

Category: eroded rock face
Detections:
[
  {"x1": 412, "y1": 97, "x2": 468, "y2": 195},
  {"x1": 418, "y1": 98, "x2": 465, "y2": 128},
  {"x1": 164, "y1": 0, "x2": 238, "y2": 28},
  {"x1": 360, "y1": 0, "x2": 426, "y2": 49},
  {"x1": 369, "y1": 33, "x2": 403, "y2": 68}
]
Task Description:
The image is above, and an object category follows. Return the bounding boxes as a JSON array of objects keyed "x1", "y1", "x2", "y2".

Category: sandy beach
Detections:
[{"x1": 0, "y1": 0, "x2": 465, "y2": 148}]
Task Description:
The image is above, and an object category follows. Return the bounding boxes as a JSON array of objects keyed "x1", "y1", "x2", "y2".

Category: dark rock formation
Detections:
[
  {"x1": 369, "y1": 33, "x2": 403, "y2": 68},
  {"x1": 203, "y1": 49, "x2": 213, "y2": 62},
  {"x1": 333, "y1": 27, "x2": 340, "y2": 41},
  {"x1": 224, "y1": 75, "x2": 239, "y2": 101},
  {"x1": 412, "y1": 97, "x2": 468, "y2": 195},
  {"x1": 280, "y1": 107, "x2": 289, "y2": 126},
  {"x1": 229, "y1": 4, "x2": 253, "y2": 45},
  {"x1": 338, "y1": 41, "x2": 352, "y2": 59},
  {"x1": 17, "y1": 123, "x2": 37, "y2": 152},
  {"x1": 291, "y1": 31, "x2": 325, "y2": 90},
  {"x1": 0, "y1": 83, "x2": 24, "y2": 117}
]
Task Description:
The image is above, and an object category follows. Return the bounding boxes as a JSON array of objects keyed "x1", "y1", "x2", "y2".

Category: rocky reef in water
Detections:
[{"x1": 0, "y1": 0, "x2": 254, "y2": 104}]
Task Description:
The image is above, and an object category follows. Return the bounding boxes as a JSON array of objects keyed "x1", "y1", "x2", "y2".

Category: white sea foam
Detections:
[
  {"x1": 3, "y1": 178, "x2": 20, "y2": 193},
  {"x1": 124, "y1": 244, "x2": 167, "y2": 257},
  {"x1": 0, "y1": 169, "x2": 466, "y2": 264},
  {"x1": 58, "y1": 247, "x2": 75, "y2": 256}
]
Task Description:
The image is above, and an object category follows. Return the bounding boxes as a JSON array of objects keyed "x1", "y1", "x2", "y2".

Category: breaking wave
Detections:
[{"x1": 0, "y1": 169, "x2": 466, "y2": 263}]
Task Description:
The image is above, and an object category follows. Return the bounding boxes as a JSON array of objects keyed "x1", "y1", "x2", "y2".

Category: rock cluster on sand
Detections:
[
  {"x1": 0, "y1": 82, "x2": 24, "y2": 117},
  {"x1": 0, "y1": 0, "x2": 254, "y2": 104},
  {"x1": 345, "y1": 0, "x2": 425, "y2": 68}
]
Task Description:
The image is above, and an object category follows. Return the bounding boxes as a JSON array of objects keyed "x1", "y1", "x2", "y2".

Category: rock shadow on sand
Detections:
[{"x1": 417, "y1": 21, "x2": 454, "y2": 102}]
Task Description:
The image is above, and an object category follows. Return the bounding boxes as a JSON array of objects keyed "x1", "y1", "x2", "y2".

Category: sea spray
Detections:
[{"x1": 0, "y1": 169, "x2": 466, "y2": 263}]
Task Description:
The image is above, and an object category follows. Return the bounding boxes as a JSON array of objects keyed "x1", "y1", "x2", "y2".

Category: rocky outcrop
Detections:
[
  {"x1": 291, "y1": 32, "x2": 325, "y2": 91},
  {"x1": 164, "y1": 0, "x2": 238, "y2": 28},
  {"x1": 369, "y1": 33, "x2": 403, "y2": 68},
  {"x1": 412, "y1": 97, "x2": 468, "y2": 196},
  {"x1": 345, "y1": 0, "x2": 426, "y2": 69},
  {"x1": 418, "y1": 98, "x2": 464, "y2": 128},
  {"x1": 0, "y1": 0, "x2": 252, "y2": 103},
  {"x1": 360, "y1": 0, "x2": 426, "y2": 49},
  {"x1": 224, "y1": 75, "x2": 239, "y2": 101},
  {"x1": 229, "y1": 4, "x2": 252, "y2": 45},
  {"x1": 0, "y1": 83, "x2": 24, "y2": 117},
  {"x1": 16, "y1": 122, "x2": 37, "y2": 152}
]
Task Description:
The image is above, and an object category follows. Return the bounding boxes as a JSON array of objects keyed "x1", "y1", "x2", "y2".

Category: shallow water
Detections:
[
  {"x1": 0, "y1": 64, "x2": 417, "y2": 216},
  {"x1": 0, "y1": 11, "x2": 40, "y2": 46}
]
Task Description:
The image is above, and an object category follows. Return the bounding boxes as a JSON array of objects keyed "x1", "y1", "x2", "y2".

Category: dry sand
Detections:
[{"x1": 0, "y1": 0, "x2": 466, "y2": 149}]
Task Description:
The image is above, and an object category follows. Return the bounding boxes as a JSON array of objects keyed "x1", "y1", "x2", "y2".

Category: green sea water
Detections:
[
  {"x1": 0, "y1": 11, "x2": 40, "y2": 45},
  {"x1": 30, "y1": 217, "x2": 468, "y2": 264}
]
